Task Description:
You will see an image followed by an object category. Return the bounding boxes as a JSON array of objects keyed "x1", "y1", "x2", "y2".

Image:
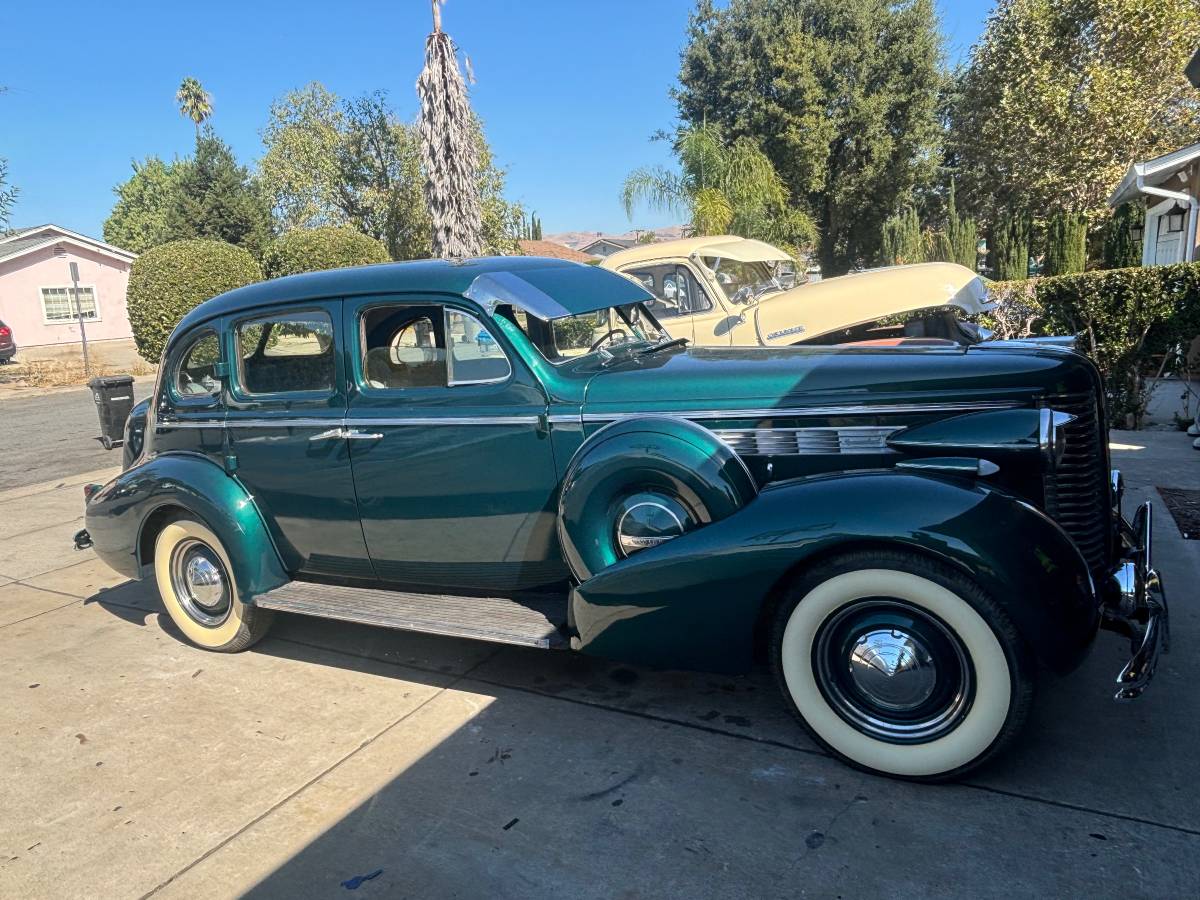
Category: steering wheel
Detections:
[
  {"x1": 732, "y1": 286, "x2": 753, "y2": 305},
  {"x1": 589, "y1": 328, "x2": 628, "y2": 352}
]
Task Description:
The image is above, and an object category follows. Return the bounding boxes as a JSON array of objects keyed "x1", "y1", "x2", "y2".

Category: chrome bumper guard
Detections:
[{"x1": 1102, "y1": 500, "x2": 1169, "y2": 701}]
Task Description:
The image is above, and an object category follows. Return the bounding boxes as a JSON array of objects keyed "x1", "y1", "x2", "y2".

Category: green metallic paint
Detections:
[
  {"x1": 557, "y1": 416, "x2": 758, "y2": 580},
  {"x1": 570, "y1": 470, "x2": 1098, "y2": 676},
  {"x1": 341, "y1": 295, "x2": 567, "y2": 592},
  {"x1": 84, "y1": 453, "x2": 289, "y2": 599},
  {"x1": 887, "y1": 409, "x2": 1043, "y2": 457}
]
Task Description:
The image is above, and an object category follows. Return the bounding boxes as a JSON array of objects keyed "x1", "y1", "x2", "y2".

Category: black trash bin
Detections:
[{"x1": 88, "y1": 375, "x2": 135, "y2": 451}]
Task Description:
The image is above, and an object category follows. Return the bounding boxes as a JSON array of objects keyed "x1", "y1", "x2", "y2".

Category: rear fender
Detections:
[
  {"x1": 570, "y1": 470, "x2": 1098, "y2": 674},
  {"x1": 84, "y1": 453, "x2": 289, "y2": 600}
]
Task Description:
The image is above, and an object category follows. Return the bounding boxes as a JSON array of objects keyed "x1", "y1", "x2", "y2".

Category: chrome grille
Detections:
[
  {"x1": 1043, "y1": 392, "x2": 1109, "y2": 572},
  {"x1": 714, "y1": 426, "x2": 900, "y2": 456}
]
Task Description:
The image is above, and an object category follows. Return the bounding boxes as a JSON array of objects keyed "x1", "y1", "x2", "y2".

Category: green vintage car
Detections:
[{"x1": 79, "y1": 257, "x2": 1166, "y2": 781}]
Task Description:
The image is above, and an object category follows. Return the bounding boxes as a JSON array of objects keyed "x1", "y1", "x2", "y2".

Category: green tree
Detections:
[
  {"x1": 621, "y1": 123, "x2": 816, "y2": 257},
  {"x1": 990, "y1": 211, "x2": 1031, "y2": 281},
  {"x1": 166, "y1": 132, "x2": 272, "y2": 255},
  {"x1": 677, "y1": 0, "x2": 942, "y2": 274},
  {"x1": 103, "y1": 158, "x2": 182, "y2": 253},
  {"x1": 951, "y1": 0, "x2": 1200, "y2": 223},
  {"x1": 880, "y1": 208, "x2": 924, "y2": 265},
  {"x1": 945, "y1": 182, "x2": 978, "y2": 271},
  {"x1": 1103, "y1": 203, "x2": 1144, "y2": 270},
  {"x1": 126, "y1": 239, "x2": 261, "y2": 362},
  {"x1": 1044, "y1": 211, "x2": 1088, "y2": 276},
  {"x1": 259, "y1": 83, "x2": 520, "y2": 259},
  {"x1": 176, "y1": 77, "x2": 213, "y2": 137}
]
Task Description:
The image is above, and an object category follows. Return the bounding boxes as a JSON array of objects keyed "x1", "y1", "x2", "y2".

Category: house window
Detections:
[{"x1": 41, "y1": 286, "x2": 99, "y2": 323}]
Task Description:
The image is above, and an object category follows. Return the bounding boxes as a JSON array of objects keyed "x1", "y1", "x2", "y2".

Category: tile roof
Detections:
[{"x1": 517, "y1": 239, "x2": 597, "y2": 263}]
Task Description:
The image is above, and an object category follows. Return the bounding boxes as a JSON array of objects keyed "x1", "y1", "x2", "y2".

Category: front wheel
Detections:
[
  {"x1": 153, "y1": 517, "x2": 273, "y2": 652},
  {"x1": 771, "y1": 551, "x2": 1033, "y2": 781}
]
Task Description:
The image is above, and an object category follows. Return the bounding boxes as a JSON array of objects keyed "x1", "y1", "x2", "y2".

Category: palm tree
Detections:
[
  {"x1": 416, "y1": 0, "x2": 483, "y2": 258},
  {"x1": 621, "y1": 124, "x2": 815, "y2": 255},
  {"x1": 176, "y1": 77, "x2": 213, "y2": 136}
]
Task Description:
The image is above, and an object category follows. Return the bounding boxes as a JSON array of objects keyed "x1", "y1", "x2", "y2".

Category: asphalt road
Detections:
[{"x1": 0, "y1": 383, "x2": 144, "y2": 490}]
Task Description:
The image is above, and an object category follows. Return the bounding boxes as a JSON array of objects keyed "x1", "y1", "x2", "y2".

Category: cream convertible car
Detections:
[{"x1": 602, "y1": 236, "x2": 994, "y2": 348}]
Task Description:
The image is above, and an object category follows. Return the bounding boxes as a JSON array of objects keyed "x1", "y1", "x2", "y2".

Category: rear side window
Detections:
[
  {"x1": 174, "y1": 331, "x2": 221, "y2": 399},
  {"x1": 236, "y1": 310, "x2": 334, "y2": 395}
]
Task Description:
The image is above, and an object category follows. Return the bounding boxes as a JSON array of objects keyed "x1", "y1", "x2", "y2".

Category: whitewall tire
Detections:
[
  {"x1": 153, "y1": 517, "x2": 273, "y2": 652},
  {"x1": 772, "y1": 551, "x2": 1033, "y2": 781}
]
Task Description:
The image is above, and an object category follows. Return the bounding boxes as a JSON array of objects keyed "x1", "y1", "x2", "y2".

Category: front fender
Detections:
[
  {"x1": 571, "y1": 470, "x2": 1098, "y2": 675},
  {"x1": 84, "y1": 452, "x2": 289, "y2": 600}
]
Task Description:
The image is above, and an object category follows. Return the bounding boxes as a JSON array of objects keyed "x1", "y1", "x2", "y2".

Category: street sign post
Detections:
[{"x1": 68, "y1": 261, "x2": 90, "y2": 376}]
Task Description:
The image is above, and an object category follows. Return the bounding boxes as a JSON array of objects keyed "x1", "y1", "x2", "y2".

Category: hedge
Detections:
[
  {"x1": 263, "y1": 226, "x2": 390, "y2": 279},
  {"x1": 986, "y1": 262, "x2": 1200, "y2": 427},
  {"x1": 126, "y1": 239, "x2": 262, "y2": 363}
]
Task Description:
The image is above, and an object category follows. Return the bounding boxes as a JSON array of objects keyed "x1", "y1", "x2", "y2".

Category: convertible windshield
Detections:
[
  {"x1": 703, "y1": 256, "x2": 784, "y2": 305},
  {"x1": 502, "y1": 303, "x2": 668, "y2": 364}
]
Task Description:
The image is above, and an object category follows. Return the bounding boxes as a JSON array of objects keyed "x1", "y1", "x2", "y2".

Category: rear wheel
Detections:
[
  {"x1": 771, "y1": 550, "x2": 1032, "y2": 781},
  {"x1": 153, "y1": 517, "x2": 272, "y2": 652}
]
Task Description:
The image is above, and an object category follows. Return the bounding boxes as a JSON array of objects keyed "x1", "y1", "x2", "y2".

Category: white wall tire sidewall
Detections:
[
  {"x1": 780, "y1": 568, "x2": 1011, "y2": 778},
  {"x1": 154, "y1": 520, "x2": 247, "y2": 650}
]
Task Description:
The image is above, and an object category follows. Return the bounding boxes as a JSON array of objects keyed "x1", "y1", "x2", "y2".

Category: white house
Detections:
[{"x1": 1108, "y1": 142, "x2": 1200, "y2": 267}]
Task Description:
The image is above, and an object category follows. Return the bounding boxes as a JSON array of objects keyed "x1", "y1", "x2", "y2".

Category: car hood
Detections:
[
  {"x1": 579, "y1": 342, "x2": 1095, "y2": 421},
  {"x1": 752, "y1": 262, "x2": 991, "y2": 345}
]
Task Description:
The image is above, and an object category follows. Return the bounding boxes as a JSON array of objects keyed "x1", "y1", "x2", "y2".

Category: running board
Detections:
[{"x1": 254, "y1": 581, "x2": 569, "y2": 649}]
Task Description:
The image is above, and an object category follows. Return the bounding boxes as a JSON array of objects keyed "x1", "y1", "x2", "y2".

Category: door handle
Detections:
[
  {"x1": 343, "y1": 430, "x2": 383, "y2": 440},
  {"x1": 309, "y1": 427, "x2": 348, "y2": 441}
]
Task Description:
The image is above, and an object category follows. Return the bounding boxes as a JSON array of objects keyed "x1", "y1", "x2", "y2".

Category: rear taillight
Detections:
[
  {"x1": 83, "y1": 483, "x2": 102, "y2": 502},
  {"x1": 0, "y1": 326, "x2": 10, "y2": 339}
]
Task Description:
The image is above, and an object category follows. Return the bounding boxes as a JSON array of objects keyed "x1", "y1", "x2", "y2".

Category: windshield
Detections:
[
  {"x1": 703, "y1": 256, "x2": 784, "y2": 305},
  {"x1": 503, "y1": 303, "x2": 668, "y2": 365}
]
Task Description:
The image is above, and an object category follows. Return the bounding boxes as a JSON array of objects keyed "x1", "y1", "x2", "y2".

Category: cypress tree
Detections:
[
  {"x1": 991, "y1": 211, "x2": 1030, "y2": 281},
  {"x1": 1044, "y1": 210, "x2": 1088, "y2": 276},
  {"x1": 880, "y1": 207, "x2": 924, "y2": 265}
]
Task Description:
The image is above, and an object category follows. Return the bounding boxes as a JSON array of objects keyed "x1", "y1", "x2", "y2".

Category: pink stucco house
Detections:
[{"x1": 0, "y1": 225, "x2": 137, "y2": 361}]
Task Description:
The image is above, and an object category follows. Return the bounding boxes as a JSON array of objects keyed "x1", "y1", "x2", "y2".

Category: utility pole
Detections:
[{"x1": 69, "y1": 261, "x2": 90, "y2": 376}]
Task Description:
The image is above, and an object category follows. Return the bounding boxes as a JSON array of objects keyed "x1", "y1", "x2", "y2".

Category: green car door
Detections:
[
  {"x1": 342, "y1": 295, "x2": 567, "y2": 594},
  {"x1": 222, "y1": 300, "x2": 373, "y2": 580}
]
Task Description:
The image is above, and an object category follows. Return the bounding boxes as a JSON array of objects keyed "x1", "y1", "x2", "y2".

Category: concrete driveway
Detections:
[{"x1": 1, "y1": 436, "x2": 1197, "y2": 899}]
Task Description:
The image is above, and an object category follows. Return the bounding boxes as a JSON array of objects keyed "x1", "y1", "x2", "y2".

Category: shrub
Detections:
[
  {"x1": 982, "y1": 279, "x2": 1042, "y2": 339},
  {"x1": 126, "y1": 239, "x2": 261, "y2": 362},
  {"x1": 263, "y1": 226, "x2": 390, "y2": 279},
  {"x1": 1036, "y1": 262, "x2": 1200, "y2": 427}
]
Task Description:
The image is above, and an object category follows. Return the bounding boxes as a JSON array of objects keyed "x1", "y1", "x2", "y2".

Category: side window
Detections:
[
  {"x1": 174, "y1": 331, "x2": 222, "y2": 399},
  {"x1": 236, "y1": 310, "x2": 334, "y2": 395},
  {"x1": 625, "y1": 265, "x2": 713, "y2": 319},
  {"x1": 361, "y1": 305, "x2": 447, "y2": 389},
  {"x1": 446, "y1": 309, "x2": 512, "y2": 385}
]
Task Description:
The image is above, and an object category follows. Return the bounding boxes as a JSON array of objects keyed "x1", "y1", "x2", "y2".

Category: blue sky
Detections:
[{"x1": 0, "y1": 0, "x2": 993, "y2": 241}]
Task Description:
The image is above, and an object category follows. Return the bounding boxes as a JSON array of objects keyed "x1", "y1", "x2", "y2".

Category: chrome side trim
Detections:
[
  {"x1": 225, "y1": 418, "x2": 342, "y2": 429},
  {"x1": 349, "y1": 416, "x2": 541, "y2": 427},
  {"x1": 715, "y1": 425, "x2": 901, "y2": 456},
  {"x1": 577, "y1": 400, "x2": 1023, "y2": 424}
]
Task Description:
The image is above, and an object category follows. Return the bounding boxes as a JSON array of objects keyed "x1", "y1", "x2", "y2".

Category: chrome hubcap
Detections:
[
  {"x1": 170, "y1": 539, "x2": 230, "y2": 627},
  {"x1": 848, "y1": 628, "x2": 938, "y2": 710},
  {"x1": 813, "y1": 600, "x2": 974, "y2": 744}
]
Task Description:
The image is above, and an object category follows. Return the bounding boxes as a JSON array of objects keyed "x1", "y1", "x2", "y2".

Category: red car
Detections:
[{"x1": 0, "y1": 319, "x2": 15, "y2": 363}]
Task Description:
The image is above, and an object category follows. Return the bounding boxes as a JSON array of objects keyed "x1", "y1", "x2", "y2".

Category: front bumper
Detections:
[{"x1": 1102, "y1": 499, "x2": 1169, "y2": 700}]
